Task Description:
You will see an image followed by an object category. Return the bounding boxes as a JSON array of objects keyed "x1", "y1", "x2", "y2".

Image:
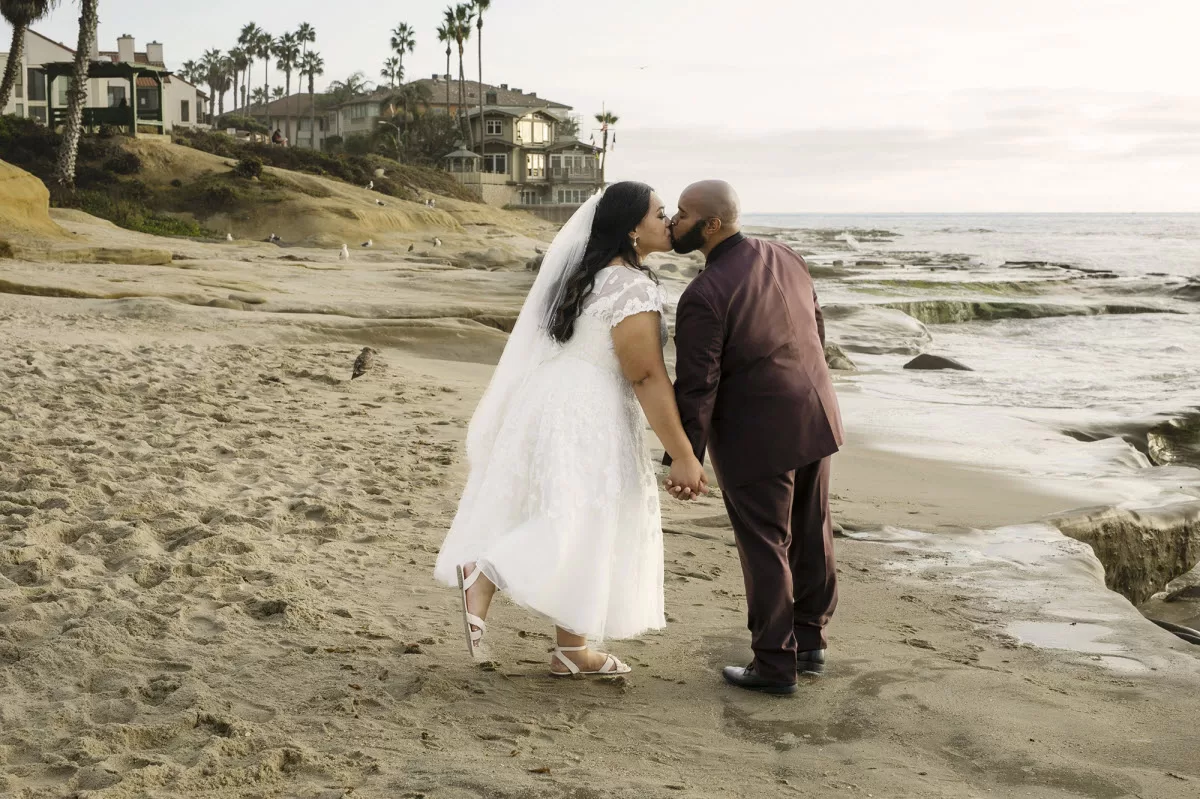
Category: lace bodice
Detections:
[{"x1": 560, "y1": 266, "x2": 668, "y2": 373}]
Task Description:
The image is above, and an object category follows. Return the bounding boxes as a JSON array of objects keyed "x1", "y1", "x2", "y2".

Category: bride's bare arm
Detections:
[{"x1": 612, "y1": 312, "x2": 708, "y2": 494}]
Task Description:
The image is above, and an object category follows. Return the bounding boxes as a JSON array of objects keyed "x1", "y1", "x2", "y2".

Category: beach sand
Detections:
[{"x1": 2, "y1": 205, "x2": 1199, "y2": 798}]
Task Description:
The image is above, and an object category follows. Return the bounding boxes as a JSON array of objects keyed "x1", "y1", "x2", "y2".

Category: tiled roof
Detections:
[{"x1": 407, "y1": 78, "x2": 570, "y2": 110}]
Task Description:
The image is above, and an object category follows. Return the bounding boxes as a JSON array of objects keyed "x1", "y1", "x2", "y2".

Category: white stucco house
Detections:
[{"x1": 1, "y1": 29, "x2": 208, "y2": 134}]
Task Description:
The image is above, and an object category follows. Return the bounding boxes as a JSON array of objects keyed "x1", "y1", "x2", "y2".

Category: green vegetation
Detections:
[
  {"x1": 0, "y1": 115, "x2": 212, "y2": 238},
  {"x1": 172, "y1": 127, "x2": 476, "y2": 201}
]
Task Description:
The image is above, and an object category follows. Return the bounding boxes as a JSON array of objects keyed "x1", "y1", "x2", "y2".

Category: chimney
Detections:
[
  {"x1": 117, "y1": 34, "x2": 135, "y2": 64},
  {"x1": 500, "y1": 83, "x2": 508, "y2": 90},
  {"x1": 512, "y1": 88, "x2": 522, "y2": 94},
  {"x1": 432, "y1": 73, "x2": 439, "y2": 81},
  {"x1": 146, "y1": 41, "x2": 163, "y2": 64}
]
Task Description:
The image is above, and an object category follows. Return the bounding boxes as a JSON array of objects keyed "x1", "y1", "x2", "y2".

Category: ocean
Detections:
[{"x1": 740, "y1": 213, "x2": 1200, "y2": 508}]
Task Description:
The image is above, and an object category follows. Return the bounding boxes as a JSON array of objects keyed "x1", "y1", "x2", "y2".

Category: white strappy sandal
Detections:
[
  {"x1": 550, "y1": 645, "x2": 632, "y2": 677},
  {"x1": 456, "y1": 564, "x2": 487, "y2": 659}
]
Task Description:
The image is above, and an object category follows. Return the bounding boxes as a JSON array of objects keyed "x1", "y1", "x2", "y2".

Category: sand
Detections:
[{"x1": 2, "y1": 201, "x2": 1199, "y2": 798}]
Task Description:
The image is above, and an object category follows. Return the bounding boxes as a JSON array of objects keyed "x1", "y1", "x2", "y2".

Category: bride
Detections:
[{"x1": 433, "y1": 182, "x2": 708, "y2": 677}]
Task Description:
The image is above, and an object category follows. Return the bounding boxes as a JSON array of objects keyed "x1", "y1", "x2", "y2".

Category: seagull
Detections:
[
  {"x1": 367, "y1": 180, "x2": 374, "y2": 190},
  {"x1": 361, "y1": 239, "x2": 373, "y2": 248},
  {"x1": 376, "y1": 199, "x2": 385, "y2": 206},
  {"x1": 340, "y1": 244, "x2": 350, "y2": 261},
  {"x1": 351, "y1": 347, "x2": 377, "y2": 380},
  {"x1": 268, "y1": 233, "x2": 281, "y2": 243},
  {"x1": 407, "y1": 243, "x2": 415, "y2": 252},
  {"x1": 226, "y1": 233, "x2": 234, "y2": 242},
  {"x1": 432, "y1": 237, "x2": 442, "y2": 247}
]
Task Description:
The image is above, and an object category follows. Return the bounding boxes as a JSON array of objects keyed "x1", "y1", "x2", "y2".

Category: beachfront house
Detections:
[
  {"x1": 0, "y1": 29, "x2": 209, "y2": 135},
  {"x1": 418, "y1": 77, "x2": 602, "y2": 220},
  {"x1": 232, "y1": 93, "x2": 332, "y2": 149}
]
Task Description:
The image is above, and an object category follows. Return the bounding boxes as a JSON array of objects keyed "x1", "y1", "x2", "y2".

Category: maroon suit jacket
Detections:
[{"x1": 670, "y1": 234, "x2": 844, "y2": 487}]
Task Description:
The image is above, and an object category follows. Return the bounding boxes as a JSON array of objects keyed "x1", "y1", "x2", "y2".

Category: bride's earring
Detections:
[{"x1": 632, "y1": 235, "x2": 640, "y2": 255}]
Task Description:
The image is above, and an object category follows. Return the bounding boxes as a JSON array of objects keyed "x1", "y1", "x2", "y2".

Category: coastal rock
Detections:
[
  {"x1": 824, "y1": 342, "x2": 857, "y2": 371},
  {"x1": 0, "y1": 158, "x2": 66, "y2": 239},
  {"x1": 904, "y1": 354, "x2": 973, "y2": 371},
  {"x1": 821, "y1": 305, "x2": 932, "y2": 355},
  {"x1": 1051, "y1": 501, "x2": 1200, "y2": 605}
]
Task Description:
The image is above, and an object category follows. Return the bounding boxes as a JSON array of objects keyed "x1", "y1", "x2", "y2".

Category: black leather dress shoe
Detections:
[
  {"x1": 722, "y1": 665, "x2": 797, "y2": 695},
  {"x1": 797, "y1": 649, "x2": 826, "y2": 676}
]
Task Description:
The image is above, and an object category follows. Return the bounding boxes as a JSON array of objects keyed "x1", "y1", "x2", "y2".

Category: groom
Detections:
[{"x1": 666, "y1": 180, "x2": 844, "y2": 695}]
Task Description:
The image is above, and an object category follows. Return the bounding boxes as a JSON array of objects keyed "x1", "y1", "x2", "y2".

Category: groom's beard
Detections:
[{"x1": 671, "y1": 220, "x2": 707, "y2": 255}]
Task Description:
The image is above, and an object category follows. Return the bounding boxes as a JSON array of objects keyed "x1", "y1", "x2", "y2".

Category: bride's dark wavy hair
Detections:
[{"x1": 548, "y1": 181, "x2": 659, "y2": 343}]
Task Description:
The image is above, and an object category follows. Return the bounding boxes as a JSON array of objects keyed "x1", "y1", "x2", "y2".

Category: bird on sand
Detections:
[
  {"x1": 407, "y1": 243, "x2": 415, "y2": 252},
  {"x1": 226, "y1": 233, "x2": 234, "y2": 242},
  {"x1": 351, "y1": 347, "x2": 377, "y2": 380},
  {"x1": 361, "y1": 239, "x2": 373, "y2": 248},
  {"x1": 367, "y1": 180, "x2": 374, "y2": 190},
  {"x1": 433, "y1": 237, "x2": 442, "y2": 247},
  {"x1": 268, "y1": 233, "x2": 281, "y2": 243},
  {"x1": 376, "y1": 199, "x2": 386, "y2": 206},
  {"x1": 340, "y1": 244, "x2": 350, "y2": 261}
]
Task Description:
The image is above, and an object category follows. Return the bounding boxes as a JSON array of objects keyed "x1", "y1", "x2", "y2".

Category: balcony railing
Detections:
[{"x1": 550, "y1": 167, "x2": 598, "y2": 181}]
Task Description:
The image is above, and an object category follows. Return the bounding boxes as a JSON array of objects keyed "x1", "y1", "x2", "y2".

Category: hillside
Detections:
[{"x1": 0, "y1": 118, "x2": 550, "y2": 246}]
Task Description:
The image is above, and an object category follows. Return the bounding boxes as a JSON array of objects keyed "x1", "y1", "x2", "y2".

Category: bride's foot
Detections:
[
  {"x1": 457, "y1": 563, "x2": 496, "y2": 658},
  {"x1": 550, "y1": 645, "x2": 632, "y2": 676}
]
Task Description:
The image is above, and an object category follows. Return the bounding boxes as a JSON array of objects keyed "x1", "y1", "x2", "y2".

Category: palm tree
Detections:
[
  {"x1": 326, "y1": 71, "x2": 371, "y2": 138},
  {"x1": 238, "y1": 22, "x2": 262, "y2": 108},
  {"x1": 179, "y1": 59, "x2": 200, "y2": 85},
  {"x1": 473, "y1": 0, "x2": 491, "y2": 152},
  {"x1": 436, "y1": 20, "x2": 452, "y2": 110},
  {"x1": 202, "y1": 49, "x2": 232, "y2": 117},
  {"x1": 253, "y1": 29, "x2": 274, "y2": 119},
  {"x1": 385, "y1": 81, "x2": 432, "y2": 151},
  {"x1": 53, "y1": 0, "x2": 98, "y2": 188},
  {"x1": 228, "y1": 46, "x2": 248, "y2": 112},
  {"x1": 0, "y1": 0, "x2": 60, "y2": 111},
  {"x1": 451, "y1": 3, "x2": 474, "y2": 148},
  {"x1": 594, "y1": 110, "x2": 618, "y2": 185},
  {"x1": 251, "y1": 86, "x2": 268, "y2": 108},
  {"x1": 390, "y1": 22, "x2": 415, "y2": 86},
  {"x1": 295, "y1": 21, "x2": 316, "y2": 57},
  {"x1": 381, "y1": 56, "x2": 401, "y2": 89},
  {"x1": 274, "y1": 31, "x2": 301, "y2": 143},
  {"x1": 300, "y1": 50, "x2": 324, "y2": 149}
]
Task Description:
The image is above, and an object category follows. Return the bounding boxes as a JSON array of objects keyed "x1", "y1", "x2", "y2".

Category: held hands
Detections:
[{"x1": 664, "y1": 455, "x2": 709, "y2": 501}]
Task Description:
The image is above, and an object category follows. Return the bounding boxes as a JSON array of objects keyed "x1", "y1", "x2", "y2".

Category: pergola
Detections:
[{"x1": 40, "y1": 61, "x2": 170, "y2": 136}]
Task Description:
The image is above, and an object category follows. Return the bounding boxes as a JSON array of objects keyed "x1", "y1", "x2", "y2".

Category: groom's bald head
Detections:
[
  {"x1": 681, "y1": 180, "x2": 741, "y2": 228},
  {"x1": 670, "y1": 180, "x2": 742, "y2": 257}
]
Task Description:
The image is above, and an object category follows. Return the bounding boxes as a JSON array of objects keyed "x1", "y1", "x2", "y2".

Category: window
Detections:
[
  {"x1": 13, "y1": 67, "x2": 22, "y2": 99},
  {"x1": 14, "y1": 103, "x2": 23, "y2": 117},
  {"x1": 137, "y1": 87, "x2": 160, "y2": 112},
  {"x1": 29, "y1": 106, "x2": 47, "y2": 123},
  {"x1": 557, "y1": 189, "x2": 587, "y2": 205},
  {"x1": 517, "y1": 117, "x2": 550, "y2": 144},
  {"x1": 55, "y1": 78, "x2": 69, "y2": 107},
  {"x1": 349, "y1": 104, "x2": 372, "y2": 120},
  {"x1": 526, "y1": 153, "x2": 545, "y2": 178},
  {"x1": 26, "y1": 68, "x2": 46, "y2": 102},
  {"x1": 180, "y1": 100, "x2": 190, "y2": 122},
  {"x1": 483, "y1": 154, "x2": 507, "y2": 174},
  {"x1": 485, "y1": 119, "x2": 502, "y2": 136},
  {"x1": 520, "y1": 190, "x2": 539, "y2": 205},
  {"x1": 107, "y1": 86, "x2": 127, "y2": 107}
]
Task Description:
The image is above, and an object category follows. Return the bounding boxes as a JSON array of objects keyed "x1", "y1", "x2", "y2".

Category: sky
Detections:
[{"x1": 7, "y1": 0, "x2": 1200, "y2": 212}]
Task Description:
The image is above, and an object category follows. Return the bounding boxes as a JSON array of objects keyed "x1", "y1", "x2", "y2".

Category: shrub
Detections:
[
  {"x1": 215, "y1": 114, "x2": 269, "y2": 135},
  {"x1": 233, "y1": 157, "x2": 263, "y2": 179},
  {"x1": 170, "y1": 178, "x2": 183, "y2": 188},
  {"x1": 102, "y1": 150, "x2": 142, "y2": 175},
  {"x1": 197, "y1": 184, "x2": 239, "y2": 211}
]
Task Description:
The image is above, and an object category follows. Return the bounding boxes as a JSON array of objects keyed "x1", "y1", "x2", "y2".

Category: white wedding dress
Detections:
[{"x1": 434, "y1": 264, "x2": 668, "y2": 640}]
